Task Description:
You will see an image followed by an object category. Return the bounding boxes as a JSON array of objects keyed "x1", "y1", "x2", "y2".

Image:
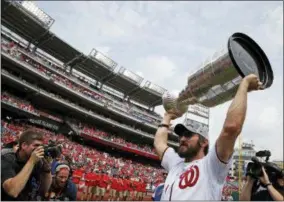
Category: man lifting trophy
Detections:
[
  {"x1": 163, "y1": 32, "x2": 273, "y2": 116},
  {"x1": 154, "y1": 32, "x2": 274, "y2": 200}
]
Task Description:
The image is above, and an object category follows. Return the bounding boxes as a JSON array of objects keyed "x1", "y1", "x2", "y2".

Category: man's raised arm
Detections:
[
  {"x1": 216, "y1": 74, "x2": 263, "y2": 163},
  {"x1": 154, "y1": 113, "x2": 172, "y2": 160}
]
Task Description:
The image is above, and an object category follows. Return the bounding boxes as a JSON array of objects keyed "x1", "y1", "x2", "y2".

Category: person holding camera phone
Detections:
[
  {"x1": 1, "y1": 129, "x2": 53, "y2": 201},
  {"x1": 240, "y1": 167, "x2": 284, "y2": 201}
]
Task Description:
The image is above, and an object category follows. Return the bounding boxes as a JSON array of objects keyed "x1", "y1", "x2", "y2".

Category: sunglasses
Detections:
[{"x1": 179, "y1": 131, "x2": 195, "y2": 138}]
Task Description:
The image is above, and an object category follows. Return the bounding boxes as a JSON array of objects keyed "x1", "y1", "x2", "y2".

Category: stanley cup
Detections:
[{"x1": 163, "y1": 32, "x2": 274, "y2": 115}]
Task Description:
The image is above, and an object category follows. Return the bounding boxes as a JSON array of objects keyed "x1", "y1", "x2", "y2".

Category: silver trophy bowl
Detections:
[{"x1": 163, "y1": 32, "x2": 273, "y2": 115}]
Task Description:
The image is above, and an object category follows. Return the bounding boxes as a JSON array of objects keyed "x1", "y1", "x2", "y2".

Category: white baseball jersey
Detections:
[{"x1": 161, "y1": 143, "x2": 233, "y2": 200}]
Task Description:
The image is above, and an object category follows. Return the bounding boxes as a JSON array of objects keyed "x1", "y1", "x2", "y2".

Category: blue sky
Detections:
[{"x1": 36, "y1": 1, "x2": 283, "y2": 161}]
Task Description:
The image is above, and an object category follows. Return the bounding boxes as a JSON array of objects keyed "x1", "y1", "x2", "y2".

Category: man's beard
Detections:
[
  {"x1": 18, "y1": 149, "x2": 32, "y2": 162},
  {"x1": 178, "y1": 142, "x2": 201, "y2": 159}
]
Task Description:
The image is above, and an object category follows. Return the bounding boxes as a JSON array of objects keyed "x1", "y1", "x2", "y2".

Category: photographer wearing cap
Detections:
[
  {"x1": 44, "y1": 163, "x2": 77, "y2": 201},
  {"x1": 240, "y1": 167, "x2": 284, "y2": 201},
  {"x1": 1, "y1": 129, "x2": 52, "y2": 201}
]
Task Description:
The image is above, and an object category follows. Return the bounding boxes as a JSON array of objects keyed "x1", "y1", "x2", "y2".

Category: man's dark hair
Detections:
[
  {"x1": 198, "y1": 135, "x2": 209, "y2": 156},
  {"x1": 18, "y1": 129, "x2": 44, "y2": 148}
]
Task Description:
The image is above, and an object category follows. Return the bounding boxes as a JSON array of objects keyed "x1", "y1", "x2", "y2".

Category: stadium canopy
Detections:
[
  {"x1": 103, "y1": 66, "x2": 144, "y2": 94},
  {"x1": 1, "y1": 0, "x2": 167, "y2": 107},
  {"x1": 1, "y1": 0, "x2": 81, "y2": 64},
  {"x1": 1, "y1": 1, "x2": 54, "y2": 44},
  {"x1": 73, "y1": 48, "x2": 118, "y2": 85},
  {"x1": 128, "y1": 81, "x2": 167, "y2": 107}
]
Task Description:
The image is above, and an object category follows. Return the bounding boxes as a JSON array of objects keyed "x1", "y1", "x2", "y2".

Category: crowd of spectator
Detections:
[
  {"x1": 2, "y1": 68, "x2": 158, "y2": 139},
  {"x1": 1, "y1": 92, "x2": 63, "y2": 123},
  {"x1": 81, "y1": 125, "x2": 156, "y2": 154},
  {"x1": 1, "y1": 121, "x2": 165, "y2": 189},
  {"x1": 1, "y1": 36, "x2": 162, "y2": 126},
  {"x1": 1, "y1": 92, "x2": 37, "y2": 115},
  {"x1": 1, "y1": 92, "x2": 157, "y2": 155}
]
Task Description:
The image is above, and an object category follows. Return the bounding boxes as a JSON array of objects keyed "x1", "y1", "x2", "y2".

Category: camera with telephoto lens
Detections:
[
  {"x1": 43, "y1": 141, "x2": 62, "y2": 158},
  {"x1": 246, "y1": 150, "x2": 282, "y2": 182}
]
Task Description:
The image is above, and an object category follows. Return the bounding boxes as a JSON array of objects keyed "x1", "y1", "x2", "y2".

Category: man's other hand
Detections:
[{"x1": 29, "y1": 146, "x2": 44, "y2": 165}]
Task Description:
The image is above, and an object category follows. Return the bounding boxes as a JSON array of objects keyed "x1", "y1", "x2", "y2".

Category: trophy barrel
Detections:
[{"x1": 180, "y1": 32, "x2": 273, "y2": 108}]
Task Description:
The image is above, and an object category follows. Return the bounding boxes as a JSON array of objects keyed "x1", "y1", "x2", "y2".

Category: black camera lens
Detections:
[{"x1": 44, "y1": 144, "x2": 61, "y2": 158}]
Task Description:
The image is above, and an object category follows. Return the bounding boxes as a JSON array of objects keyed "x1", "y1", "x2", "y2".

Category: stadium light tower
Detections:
[
  {"x1": 89, "y1": 48, "x2": 117, "y2": 71},
  {"x1": 118, "y1": 67, "x2": 144, "y2": 85},
  {"x1": 14, "y1": 1, "x2": 55, "y2": 28}
]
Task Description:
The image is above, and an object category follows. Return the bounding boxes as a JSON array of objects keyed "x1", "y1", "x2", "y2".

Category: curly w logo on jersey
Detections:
[
  {"x1": 160, "y1": 147, "x2": 233, "y2": 200},
  {"x1": 179, "y1": 165, "x2": 200, "y2": 189}
]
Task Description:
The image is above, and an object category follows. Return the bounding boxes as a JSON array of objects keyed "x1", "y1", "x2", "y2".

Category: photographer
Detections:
[
  {"x1": 1, "y1": 129, "x2": 52, "y2": 201},
  {"x1": 240, "y1": 167, "x2": 284, "y2": 201},
  {"x1": 44, "y1": 163, "x2": 77, "y2": 201}
]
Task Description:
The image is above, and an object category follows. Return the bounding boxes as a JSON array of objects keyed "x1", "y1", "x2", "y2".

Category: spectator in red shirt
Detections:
[
  {"x1": 77, "y1": 180, "x2": 85, "y2": 200},
  {"x1": 109, "y1": 174, "x2": 119, "y2": 201},
  {"x1": 90, "y1": 171, "x2": 98, "y2": 201},
  {"x1": 137, "y1": 179, "x2": 144, "y2": 201},
  {"x1": 72, "y1": 168, "x2": 83, "y2": 189},
  {"x1": 117, "y1": 176, "x2": 124, "y2": 201},
  {"x1": 81, "y1": 177, "x2": 88, "y2": 200},
  {"x1": 9, "y1": 41, "x2": 15, "y2": 49},
  {"x1": 141, "y1": 181, "x2": 147, "y2": 200},
  {"x1": 128, "y1": 179, "x2": 134, "y2": 200},
  {"x1": 132, "y1": 180, "x2": 140, "y2": 200},
  {"x1": 85, "y1": 170, "x2": 93, "y2": 201},
  {"x1": 96, "y1": 171, "x2": 109, "y2": 201},
  {"x1": 123, "y1": 176, "x2": 131, "y2": 201}
]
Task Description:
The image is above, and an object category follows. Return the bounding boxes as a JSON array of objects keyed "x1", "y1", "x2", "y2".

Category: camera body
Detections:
[
  {"x1": 43, "y1": 141, "x2": 62, "y2": 158},
  {"x1": 246, "y1": 150, "x2": 282, "y2": 183}
]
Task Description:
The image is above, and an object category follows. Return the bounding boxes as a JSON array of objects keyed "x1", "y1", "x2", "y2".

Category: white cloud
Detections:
[
  {"x1": 122, "y1": 8, "x2": 147, "y2": 28},
  {"x1": 135, "y1": 55, "x2": 177, "y2": 86},
  {"x1": 36, "y1": 1, "x2": 283, "y2": 161},
  {"x1": 96, "y1": 46, "x2": 111, "y2": 55},
  {"x1": 258, "y1": 106, "x2": 282, "y2": 128}
]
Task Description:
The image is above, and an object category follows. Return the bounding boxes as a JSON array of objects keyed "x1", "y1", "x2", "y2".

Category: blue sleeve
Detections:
[
  {"x1": 68, "y1": 181, "x2": 77, "y2": 201},
  {"x1": 51, "y1": 161, "x2": 59, "y2": 175},
  {"x1": 153, "y1": 185, "x2": 164, "y2": 201}
]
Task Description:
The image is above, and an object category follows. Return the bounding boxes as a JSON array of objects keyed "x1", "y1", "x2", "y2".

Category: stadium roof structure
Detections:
[
  {"x1": 72, "y1": 49, "x2": 145, "y2": 94},
  {"x1": 105, "y1": 66, "x2": 144, "y2": 94},
  {"x1": 1, "y1": 1, "x2": 54, "y2": 44},
  {"x1": 1, "y1": 0, "x2": 167, "y2": 107},
  {"x1": 128, "y1": 81, "x2": 167, "y2": 106}
]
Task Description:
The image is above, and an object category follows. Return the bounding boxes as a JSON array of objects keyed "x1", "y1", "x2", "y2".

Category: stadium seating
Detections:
[
  {"x1": 1, "y1": 36, "x2": 162, "y2": 126},
  {"x1": 1, "y1": 67, "x2": 164, "y2": 142},
  {"x1": 1, "y1": 92, "x2": 157, "y2": 155}
]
